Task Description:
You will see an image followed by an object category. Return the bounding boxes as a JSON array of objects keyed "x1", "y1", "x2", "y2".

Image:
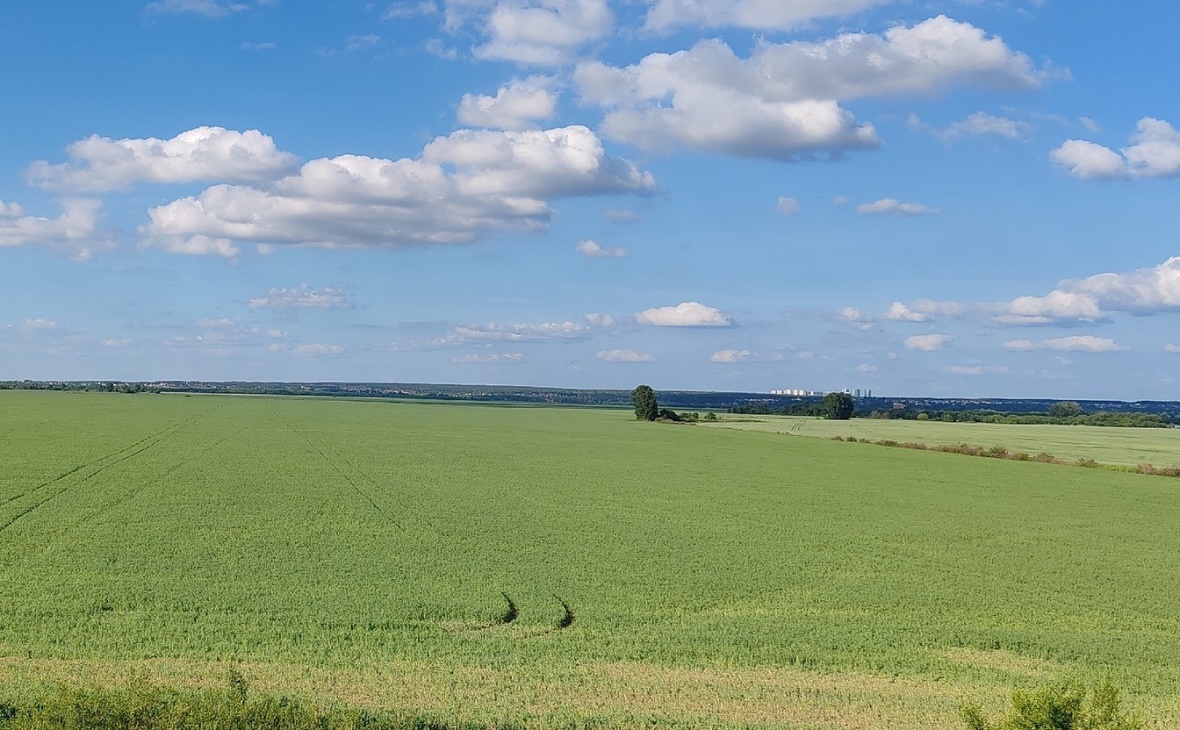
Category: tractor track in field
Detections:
[
  {"x1": 68, "y1": 424, "x2": 254, "y2": 531},
  {"x1": 0, "y1": 407, "x2": 216, "y2": 537},
  {"x1": 265, "y1": 402, "x2": 408, "y2": 532}
]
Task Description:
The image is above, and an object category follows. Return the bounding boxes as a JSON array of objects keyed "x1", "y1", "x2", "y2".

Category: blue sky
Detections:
[{"x1": 1, "y1": 1, "x2": 1178, "y2": 399}]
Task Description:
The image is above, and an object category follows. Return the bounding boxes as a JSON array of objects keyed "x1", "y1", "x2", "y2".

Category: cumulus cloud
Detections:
[
  {"x1": 1051, "y1": 117, "x2": 1180, "y2": 180},
  {"x1": 28, "y1": 127, "x2": 298, "y2": 192},
  {"x1": 643, "y1": 0, "x2": 891, "y2": 32},
  {"x1": 636, "y1": 301, "x2": 731, "y2": 327},
  {"x1": 247, "y1": 284, "x2": 352, "y2": 311},
  {"x1": 1166, "y1": 344, "x2": 1180, "y2": 353},
  {"x1": 856, "y1": 363, "x2": 878, "y2": 373},
  {"x1": 0, "y1": 198, "x2": 105, "y2": 259},
  {"x1": 164, "y1": 318, "x2": 288, "y2": 353},
  {"x1": 452, "y1": 0, "x2": 613, "y2": 65},
  {"x1": 840, "y1": 307, "x2": 873, "y2": 330},
  {"x1": 776, "y1": 196, "x2": 801, "y2": 215},
  {"x1": 995, "y1": 256, "x2": 1180, "y2": 325},
  {"x1": 575, "y1": 239, "x2": 628, "y2": 258},
  {"x1": 905, "y1": 334, "x2": 953, "y2": 351},
  {"x1": 576, "y1": 17, "x2": 1048, "y2": 161},
  {"x1": 584, "y1": 313, "x2": 615, "y2": 326},
  {"x1": 457, "y1": 77, "x2": 557, "y2": 130},
  {"x1": 884, "y1": 301, "x2": 927, "y2": 322},
  {"x1": 20, "y1": 318, "x2": 59, "y2": 331},
  {"x1": 409, "y1": 320, "x2": 593, "y2": 348},
  {"x1": 142, "y1": 125, "x2": 654, "y2": 254},
  {"x1": 710, "y1": 349, "x2": 750, "y2": 363},
  {"x1": 858, "y1": 198, "x2": 939, "y2": 216},
  {"x1": 911, "y1": 111, "x2": 1032, "y2": 140},
  {"x1": 1004, "y1": 336, "x2": 1129, "y2": 353},
  {"x1": 451, "y1": 352, "x2": 526, "y2": 363},
  {"x1": 597, "y1": 348, "x2": 655, "y2": 362}
]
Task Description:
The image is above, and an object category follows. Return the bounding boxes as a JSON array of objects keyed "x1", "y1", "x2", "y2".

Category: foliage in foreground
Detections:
[
  {"x1": 962, "y1": 679, "x2": 1141, "y2": 730},
  {"x1": 0, "y1": 672, "x2": 466, "y2": 730}
]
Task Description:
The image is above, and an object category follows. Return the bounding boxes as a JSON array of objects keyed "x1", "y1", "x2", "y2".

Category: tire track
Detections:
[
  {"x1": 0, "y1": 407, "x2": 215, "y2": 536},
  {"x1": 0, "y1": 425, "x2": 182, "y2": 510},
  {"x1": 264, "y1": 401, "x2": 407, "y2": 532},
  {"x1": 68, "y1": 424, "x2": 254, "y2": 531}
]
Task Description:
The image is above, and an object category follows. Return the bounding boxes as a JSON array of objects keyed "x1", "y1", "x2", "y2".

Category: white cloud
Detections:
[
  {"x1": 416, "y1": 321, "x2": 593, "y2": 348},
  {"x1": 457, "y1": 77, "x2": 557, "y2": 130},
  {"x1": 584, "y1": 313, "x2": 615, "y2": 326},
  {"x1": 576, "y1": 17, "x2": 1047, "y2": 161},
  {"x1": 912, "y1": 111, "x2": 1032, "y2": 140},
  {"x1": 385, "y1": 2, "x2": 438, "y2": 19},
  {"x1": 858, "y1": 198, "x2": 939, "y2": 216},
  {"x1": 0, "y1": 198, "x2": 105, "y2": 259},
  {"x1": 451, "y1": 352, "x2": 526, "y2": 363},
  {"x1": 1079, "y1": 116, "x2": 1101, "y2": 133},
  {"x1": 643, "y1": 0, "x2": 891, "y2": 32},
  {"x1": 28, "y1": 127, "x2": 298, "y2": 192},
  {"x1": 575, "y1": 239, "x2": 628, "y2": 258},
  {"x1": 949, "y1": 365, "x2": 1009, "y2": 375},
  {"x1": 597, "y1": 348, "x2": 655, "y2": 362},
  {"x1": 247, "y1": 284, "x2": 352, "y2": 310},
  {"x1": 904, "y1": 334, "x2": 953, "y2": 351},
  {"x1": 20, "y1": 318, "x2": 59, "y2": 331},
  {"x1": 146, "y1": 0, "x2": 248, "y2": 17},
  {"x1": 460, "y1": 0, "x2": 614, "y2": 65},
  {"x1": 164, "y1": 318, "x2": 287, "y2": 353},
  {"x1": 1005, "y1": 336, "x2": 1128, "y2": 353},
  {"x1": 142, "y1": 125, "x2": 654, "y2": 254},
  {"x1": 856, "y1": 363, "x2": 878, "y2": 373},
  {"x1": 883, "y1": 301, "x2": 928, "y2": 322},
  {"x1": 776, "y1": 196, "x2": 801, "y2": 215},
  {"x1": 710, "y1": 349, "x2": 750, "y2": 363},
  {"x1": 996, "y1": 256, "x2": 1180, "y2": 325},
  {"x1": 1165, "y1": 344, "x2": 1180, "y2": 353},
  {"x1": 636, "y1": 301, "x2": 731, "y2": 327},
  {"x1": 884, "y1": 299, "x2": 964, "y2": 322},
  {"x1": 292, "y1": 343, "x2": 345, "y2": 357},
  {"x1": 102, "y1": 338, "x2": 133, "y2": 347},
  {"x1": 1051, "y1": 118, "x2": 1180, "y2": 180},
  {"x1": 346, "y1": 34, "x2": 382, "y2": 50},
  {"x1": 840, "y1": 307, "x2": 874, "y2": 331}
]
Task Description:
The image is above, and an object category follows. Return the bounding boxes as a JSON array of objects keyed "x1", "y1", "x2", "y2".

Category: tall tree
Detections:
[
  {"x1": 631, "y1": 385, "x2": 658, "y2": 421},
  {"x1": 821, "y1": 392, "x2": 855, "y2": 420}
]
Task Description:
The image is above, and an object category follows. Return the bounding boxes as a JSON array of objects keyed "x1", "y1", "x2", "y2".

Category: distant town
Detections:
[{"x1": 3, "y1": 379, "x2": 1178, "y2": 419}]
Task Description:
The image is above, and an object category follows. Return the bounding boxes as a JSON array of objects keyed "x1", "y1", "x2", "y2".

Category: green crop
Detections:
[
  {"x1": 1, "y1": 391, "x2": 1178, "y2": 729},
  {"x1": 705, "y1": 415, "x2": 1180, "y2": 467}
]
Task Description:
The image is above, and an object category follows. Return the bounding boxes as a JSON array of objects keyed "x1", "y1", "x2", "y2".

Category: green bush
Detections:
[{"x1": 961, "y1": 678, "x2": 1141, "y2": 730}]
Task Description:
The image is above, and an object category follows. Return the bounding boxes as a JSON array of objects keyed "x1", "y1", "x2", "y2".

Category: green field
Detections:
[
  {"x1": 705, "y1": 415, "x2": 1180, "y2": 467},
  {"x1": 1, "y1": 391, "x2": 1178, "y2": 729}
]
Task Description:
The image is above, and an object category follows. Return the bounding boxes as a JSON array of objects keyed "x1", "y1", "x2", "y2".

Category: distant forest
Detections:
[{"x1": 3, "y1": 379, "x2": 1178, "y2": 425}]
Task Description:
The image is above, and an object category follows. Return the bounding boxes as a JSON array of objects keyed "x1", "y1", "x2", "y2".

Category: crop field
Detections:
[
  {"x1": 1, "y1": 391, "x2": 1178, "y2": 729},
  {"x1": 705, "y1": 415, "x2": 1180, "y2": 467}
]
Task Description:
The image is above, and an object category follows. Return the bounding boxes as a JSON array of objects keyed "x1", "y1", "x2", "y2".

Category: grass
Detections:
[
  {"x1": 1, "y1": 391, "x2": 1179, "y2": 728},
  {"x1": 702, "y1": 415, "x2": 1180, "y2": 467}
]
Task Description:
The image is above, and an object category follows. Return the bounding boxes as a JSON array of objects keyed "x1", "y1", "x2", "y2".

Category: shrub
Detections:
[{"x1": 961, "y1": 678, "x2": 1141, "y2": 730}]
